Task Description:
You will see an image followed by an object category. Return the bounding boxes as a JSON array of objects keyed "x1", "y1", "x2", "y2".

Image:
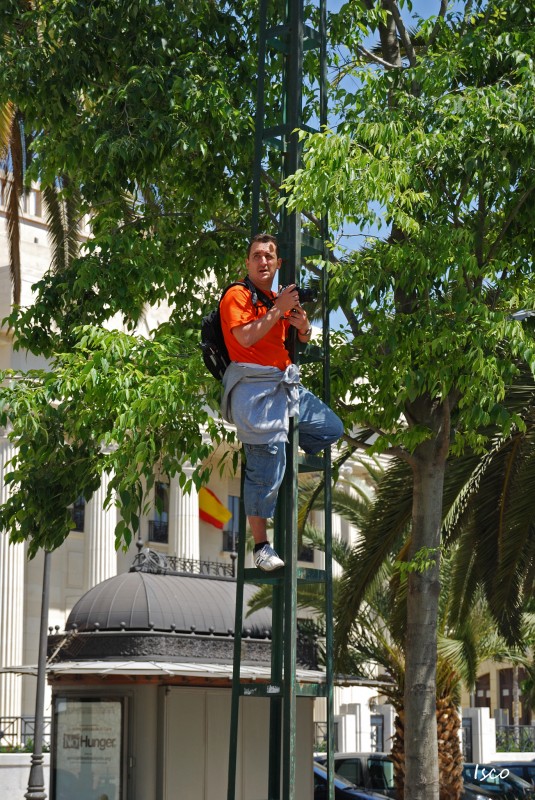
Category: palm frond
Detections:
[
  {"x1": 0, "y1": 101, "x2": 14, "y2": 158},
  {"x1": 302, "y1": 522, "x2": 352, "y2": 570},
  {"x1": 443, "y1": 423, "x2": 535, "y2": 643},
  {"x1": 297, "y1": 446, "x2": 362, "y2": 534},
  {"x1": 335, "y1": 457, "x2": 412, "y2": 658},
  {"x1": 5, "y1": 109, "x2": 23, "y2": 305},
  {"x1": 43, "y1": 179, "x2": 82, "y2": 274}
]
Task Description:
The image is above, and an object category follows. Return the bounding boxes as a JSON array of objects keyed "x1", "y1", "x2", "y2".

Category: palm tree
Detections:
[
  {"x1": 248, "y1": 449, "x2": 535, "y2": 800},
  {"x1": 1, "y1": 101, "x2": 25, "y2": 304},
  {"x1": 1, "y1": 102, "x2": 85, "y2": 309},
  {"x1": 336, "y1": 365, "x2": 535, "y2": 649}
]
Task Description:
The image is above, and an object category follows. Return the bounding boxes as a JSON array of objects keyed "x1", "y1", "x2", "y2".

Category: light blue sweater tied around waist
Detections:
[{"x1": 220, "y1": 362, "x2": 300, "y2": 445}]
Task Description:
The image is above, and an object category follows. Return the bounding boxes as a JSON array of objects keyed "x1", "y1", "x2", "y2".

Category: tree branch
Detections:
[
  {"x1": 475, "y1": 181, "x2": 486, "y2": 269},
  {"x1": 426, "y1": 1, "x2": 448, "y2": 51},
  {"x1": 331, "y1": 52, "x2": 401, "y2": 87},
  {"x1": 485, "y1": 185, "x2": 535, "y2": 266},
  {"x1": 383, "y1": 0, "x2": 418, "y2": 67},
  {"x1": 342, "y1": 432, "x2": 416, "y2": 466},
  {"x1": 358, "y1": 45, "x2": 403, "y2": 71}
]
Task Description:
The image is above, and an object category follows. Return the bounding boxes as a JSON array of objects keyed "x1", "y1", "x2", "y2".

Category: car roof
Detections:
[
  {"x1": 313, "y1": 761, "x2": 391, "y2": 798},
  {"x1": 332, "y1": 752, "x2": 392, "y2": 759}
]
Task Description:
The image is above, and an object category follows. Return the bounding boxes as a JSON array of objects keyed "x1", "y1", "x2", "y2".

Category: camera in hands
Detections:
[{"x1": 280, "y1": 285, "x2": 317, "y2": 304}]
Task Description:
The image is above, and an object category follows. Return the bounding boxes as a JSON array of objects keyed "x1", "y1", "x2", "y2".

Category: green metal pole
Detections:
[
  {"x1": 251, "y1": 0, "x2": 269, "y2": 235},
  {"x1": 280, "y1": 0, "x2": 303, "y2": 796},
  {"x1": 227, "y1": 469, "x2": 247, "y2": 800},
  {"x1": 318, "y1": 3, "x2": 335, "y2": 797}
]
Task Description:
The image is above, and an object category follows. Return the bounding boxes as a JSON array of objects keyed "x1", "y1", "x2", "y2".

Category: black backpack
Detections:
[{"x1": 200, "y1": 278, "x2": 274, "y2": 381}]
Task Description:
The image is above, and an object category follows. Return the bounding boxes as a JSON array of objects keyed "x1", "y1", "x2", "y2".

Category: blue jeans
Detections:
[{"x1": 243, "y1": 386, "x2": 343, "y2": 519}]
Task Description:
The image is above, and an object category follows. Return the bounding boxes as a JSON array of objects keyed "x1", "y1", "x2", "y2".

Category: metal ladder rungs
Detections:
[
  {"x1": 239, "y1": 682, "x2": 328, "y2": 698},
  {"x1": 266, "y1": 23, "x2": 321, "y2": 53},
  {"x1": 299, "y1": 343, "x2": 325, "y2": 363},
  {"x1": 298, "y1": 454, "x2": 325, "y2": 472},
  {"x1": 296, "y1": 567, "x2": 326, "y2": 582},
  {"x1": 262, "y1": 122, "x2": 318, "y2": 143},
  {"x1": 243, "y1": 566, "x2": 326, "y2": 584},
  {"x1": 301, "y1": 232, "x2": 325, "y2": 256}
]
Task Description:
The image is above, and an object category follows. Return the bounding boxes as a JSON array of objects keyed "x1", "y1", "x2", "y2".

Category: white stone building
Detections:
[{"x1": 0, "y1": 193, "x2": 388, "y2": 797}]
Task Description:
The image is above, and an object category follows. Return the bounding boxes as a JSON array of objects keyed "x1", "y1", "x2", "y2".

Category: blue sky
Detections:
[
  {"x1": 328, "y1": 0, "x2": 465, "y2": 20},
  {"x1": 317, "y1": 1, "x2": 468, "y2": 326}
]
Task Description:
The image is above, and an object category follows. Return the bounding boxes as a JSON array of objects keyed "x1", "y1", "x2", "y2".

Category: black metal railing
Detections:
[
  {"x1": 496, "y1": 724, "x2": 535, "y2": 752},
  {"x1": 314, "y1": 721, "x2": 339, "y2": 753},
  {"x1": 462, "y1": 717, "x2": 473, "y2": 762},
  {"x1": 0, "y1": 716, "x2": 51, "y2": 750},
  {"x1": 131, "y1": 546, "x2": 237, "y2": 578},
  {"x1": 165, "y1": 555, "x2": 235, "y2": 577}
]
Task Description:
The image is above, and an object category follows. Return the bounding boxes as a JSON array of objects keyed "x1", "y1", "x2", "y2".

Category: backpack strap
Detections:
[
  {"x1": 220, "y1": 277, "x2": 275, "y2": 313},
  {"x1": 242, "y1": 276, "x2": 275, "y2": 311}
]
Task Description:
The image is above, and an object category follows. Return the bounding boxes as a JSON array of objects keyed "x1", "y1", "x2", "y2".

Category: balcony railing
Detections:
[
  {"x1": 131, "y1": 548, "x2": 236, "y2": 578},
  {"x1": 314, "y1": 721, "x2": 339, "y2": 753},
  {"x1": 496, "y1": 724, "x2": 535, "y2": 752},
  {"x1": 165, "y1": 555, "x2": 235, "y2": 577},
  {"x1": 0, "y1": 716, "x2": 51, "y2": 750}
]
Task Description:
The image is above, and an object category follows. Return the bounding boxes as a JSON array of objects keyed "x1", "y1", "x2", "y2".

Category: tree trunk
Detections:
[
  {"x1": 513, "y1": 665, "x2": 520, "y2": 748},
  {"x1": 404, "y1": 437, "x2": 446, "y2": 800},
  {"x1": 437, "y1": 697, "x2": 463, "y2": 800},
  {"x1": 391, "y1": 711, "x2": 406, "y2": 800},
  {"x1": 391, "y1": 699, "x2": 463, "y2": 800}
]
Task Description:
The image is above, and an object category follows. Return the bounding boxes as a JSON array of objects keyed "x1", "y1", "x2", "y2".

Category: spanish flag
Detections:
[{"x1": 199, "y1": 487, "x2": 233, "y2": 530}]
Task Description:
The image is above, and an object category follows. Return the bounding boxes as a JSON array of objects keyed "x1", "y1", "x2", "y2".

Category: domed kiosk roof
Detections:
[
  {"x1": 67, "y1": 569, "x2": 271, "y2": 637},
  {"x1": 46, "y1": 551, "x2": 319, "y2": 675},
  {"x1": 51, "y1": 551, "x2": 275, "y2": 665}
]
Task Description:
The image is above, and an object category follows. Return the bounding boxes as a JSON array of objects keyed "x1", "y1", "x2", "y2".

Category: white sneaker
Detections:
[{"x1": 253, "y1": 544, "x2": 284, "y2": 572}]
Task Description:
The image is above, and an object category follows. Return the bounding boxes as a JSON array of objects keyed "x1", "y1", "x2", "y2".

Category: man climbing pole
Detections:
[{"x1": 219, "y1": 232, "x2": 343, "y2": 571}]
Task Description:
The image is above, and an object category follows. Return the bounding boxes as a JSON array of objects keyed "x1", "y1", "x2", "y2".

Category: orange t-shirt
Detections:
[{"x1": 220, "y1": 284, "x2": 291, "y2": 371}]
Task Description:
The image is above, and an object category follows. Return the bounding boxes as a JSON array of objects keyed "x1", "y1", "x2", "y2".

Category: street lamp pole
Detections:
[{"x1": 25, "y1": 549, "x2": 51, "y2": 800}]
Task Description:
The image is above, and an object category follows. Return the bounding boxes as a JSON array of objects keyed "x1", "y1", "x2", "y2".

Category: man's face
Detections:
[{"x1": 246, "y1": 241, "x2": 281, "y2": 289}]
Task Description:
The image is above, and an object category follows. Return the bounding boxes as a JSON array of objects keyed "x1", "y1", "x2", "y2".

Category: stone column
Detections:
[
  {"x1": 169, "y1": 466, "x2": 200, "y2": 561},
  {"x1": 0, "y1": 437, "x2": 25, "y2": 720},
  {"x1": 83, "y1": 470, "x2": 117, "y2": 591}
]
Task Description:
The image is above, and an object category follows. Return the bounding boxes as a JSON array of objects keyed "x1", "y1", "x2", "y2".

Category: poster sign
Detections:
[{"x1": 53, "y1": 697, "x2": 123, "y2": 800}]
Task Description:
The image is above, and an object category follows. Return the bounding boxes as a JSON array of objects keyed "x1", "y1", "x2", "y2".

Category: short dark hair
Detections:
[{"x1": 247, "y1": 233, "x2": 279, "y2": 258}]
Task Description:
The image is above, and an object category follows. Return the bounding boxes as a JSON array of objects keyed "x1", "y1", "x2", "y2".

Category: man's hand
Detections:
[
  {"x1": 287, "y1": 305, "x2": 311, "y2": 336},
  {"x1": 274, "y1": 284, "x2": 300, "y2": 315},
  {"x1": 276, "y1": 286, "x2": 312, "y2": 337},
  {"x1": 231, "y1": 284, "x2": 299, "y2": 348}
]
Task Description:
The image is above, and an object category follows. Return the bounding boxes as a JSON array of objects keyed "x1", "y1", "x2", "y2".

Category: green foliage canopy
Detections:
[
  {"x1": 0, "y1": 327, "x2": 228, "y2": 556},
  {"x1": 2, "y1": 0, "x2": 260, "y2": 350},
  {"x1": 0, "y1": 0, "x2": 262, "y2": 552},
  {"x1": 286, "y1": 0, "x2": 535, "y2": 454}
]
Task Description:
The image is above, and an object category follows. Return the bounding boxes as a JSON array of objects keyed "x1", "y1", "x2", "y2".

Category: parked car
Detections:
[
  {"x1": 463, "y1": 782, "x2": 509, "y2": 800},
  {"x1": 462, "y1": 763, "x2": 535, "y2": 799},
  {"x1": 314, "y1": 752, "x2": 396, "y2": 798},
  {"x1": 491, "y1": 763, "x2": 535, "y2": 788},
  {"x1": 313, "y1": 762, "x2": 391, "y2": 799},
  {"x1": 315, "y1": 752, "x2": 502, "y2": 800}
]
